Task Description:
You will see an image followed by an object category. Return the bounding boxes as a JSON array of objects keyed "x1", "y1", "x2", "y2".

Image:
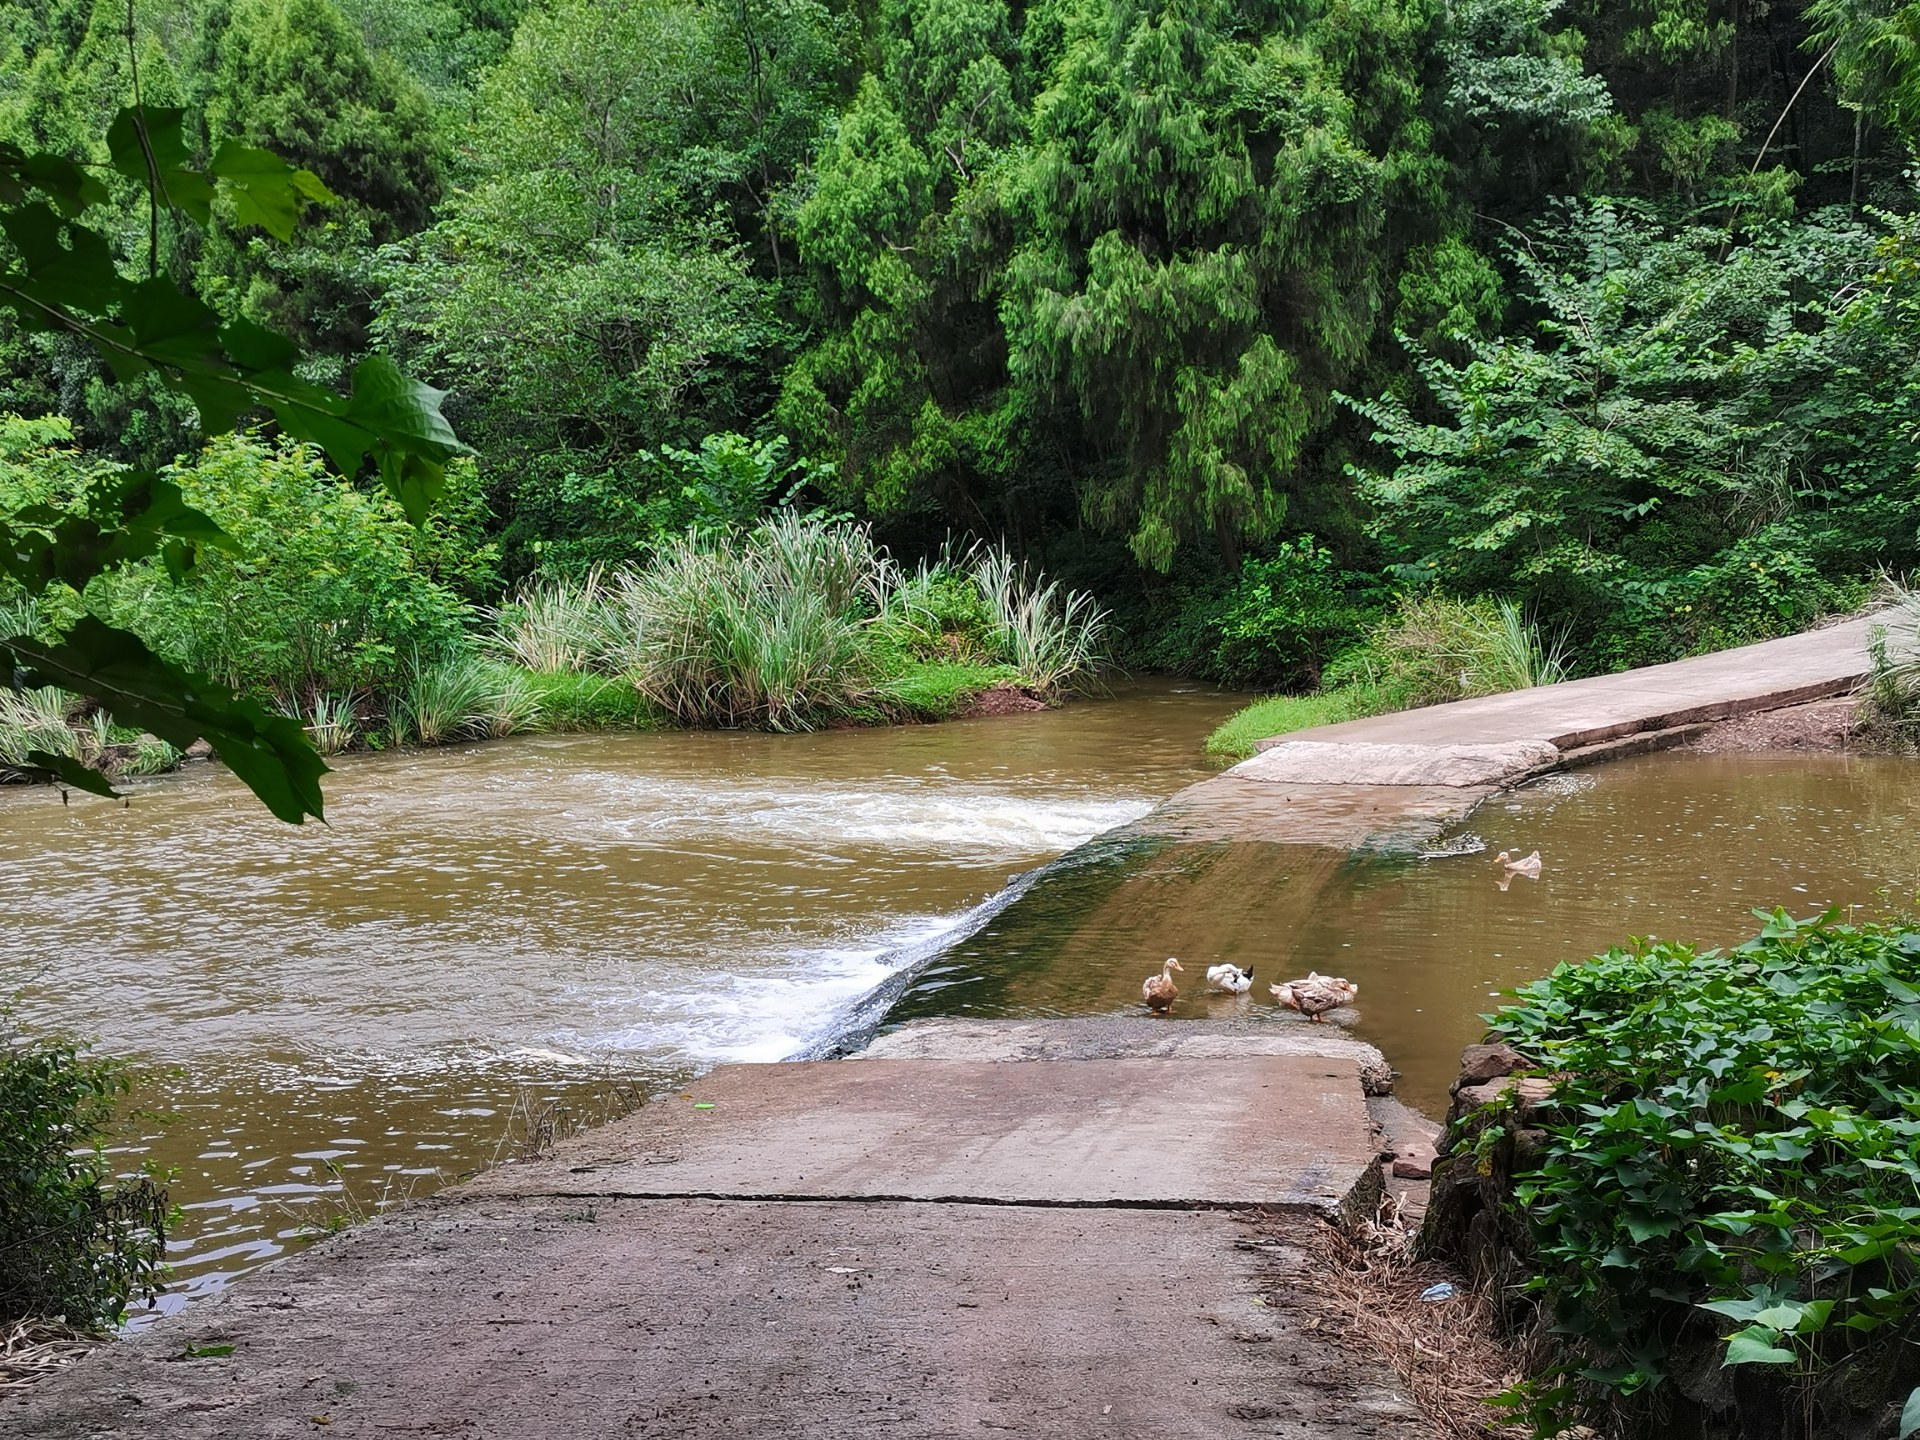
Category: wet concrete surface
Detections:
[
  {"x1": 1142, "y1": 614, "x2": 1877, "y2": 847},
  {"x1": 460, "y1": 1051, "x2": 1380, "y2": 1215},
  {"x1": 11, "y1": 1023, "x2": 1404, "y2": 1439}
]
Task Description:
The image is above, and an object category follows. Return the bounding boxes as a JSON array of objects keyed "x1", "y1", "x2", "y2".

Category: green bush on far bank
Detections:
[{"x1": 0, "y1": 423, "x2": 1105, "y2": 778}]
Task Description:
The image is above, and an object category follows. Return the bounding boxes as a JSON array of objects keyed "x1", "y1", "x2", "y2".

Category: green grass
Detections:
[
  {"x1": 1202, "y1": 683, "x2": 1390, "y2": 761},
  {"x1": 875, "y1": 660, "x2": 1023, "y2": 719},
  {"x1": 521, "y1": 670, "x2": 658, "y2": 731}
]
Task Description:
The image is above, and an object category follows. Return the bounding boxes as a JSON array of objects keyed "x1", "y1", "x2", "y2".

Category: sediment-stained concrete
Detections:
[
  {"x1": 7, "y1": 1200, "x2": 1424, "y2": 1440},
  {"x1": 12, "y1": 1024, "x2": 1401, "y2": 1438},
  {"x1": 460, "y1": 1052, "x2": 1380, "y2": 1214},
  {"x1": 1144, "y1": 613, "x2": 1877, "y2": 846}
]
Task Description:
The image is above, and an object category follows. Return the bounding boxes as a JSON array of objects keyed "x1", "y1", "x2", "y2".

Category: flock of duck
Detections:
[
  {"x1": 1140, "y1": 957, "x2": 1358, "y2": 1020},
  {"x1": 1139, "y1": 847, "x2": 1545, "y2": 1020}
]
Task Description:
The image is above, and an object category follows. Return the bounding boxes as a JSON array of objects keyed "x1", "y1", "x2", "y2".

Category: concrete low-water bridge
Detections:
[{"x1": 6, "y1": 616, "x2": 1878, "y2": 1439}]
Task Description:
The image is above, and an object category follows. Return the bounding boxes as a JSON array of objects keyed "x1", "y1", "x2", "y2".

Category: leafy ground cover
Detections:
[{"x1": 1475, "y1": 913, "x2": 1920, "y2": 1437}]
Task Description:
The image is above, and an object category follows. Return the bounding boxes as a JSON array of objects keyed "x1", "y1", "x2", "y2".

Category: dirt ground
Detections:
[{"x1": 1684, "y1": 696, "x2": 1862, "y2": 753}]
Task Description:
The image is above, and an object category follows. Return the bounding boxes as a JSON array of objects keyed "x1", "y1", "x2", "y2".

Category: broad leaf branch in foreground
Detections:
[
  {"x1": 0, "y1": 105, "x2": 468, "y2": 820},
  {"x1": 6, "y1": 618, "x2": 327, "y2": 824}
]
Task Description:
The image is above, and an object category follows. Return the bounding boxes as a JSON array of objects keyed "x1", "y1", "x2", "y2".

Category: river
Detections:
[
  {"x1": 2, "y1": 682, "x2": 1241, "y2": 1320},
  {"x1": 10, "y1": 698, "x2": 1919, "y2": 1323}
]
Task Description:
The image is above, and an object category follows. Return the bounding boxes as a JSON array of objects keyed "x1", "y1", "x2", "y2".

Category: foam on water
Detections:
[{"x1": 585, "y1": 777, "x2": 1153, "y2": 854}]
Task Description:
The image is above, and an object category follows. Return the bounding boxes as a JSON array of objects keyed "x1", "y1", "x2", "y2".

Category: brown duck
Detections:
[
  {"x1": 1270, "y1": 972, "x2": 1358, "y2": 1023},
  {"x1": 1142, "y1": 957, "x2": 1184, "y2": 1014}
]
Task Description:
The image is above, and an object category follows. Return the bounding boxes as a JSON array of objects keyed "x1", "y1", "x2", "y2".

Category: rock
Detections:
[
  {"x1": 1390, "y1": 1142, "x2": 1436, "y2": 1180},
  {"x1": 1446, "y1": 1076, "x2": 1512, "y2": 1127},
  {"x1": 1452, "y1": 1042, "x2": 1531, "y2": 1088},
  {"x1": 183, "y1": 739, "x2": 214, "y2": 761},
  {"x1": 1513, "y1": 1075, "x2": 1557, "y2": 1114}
]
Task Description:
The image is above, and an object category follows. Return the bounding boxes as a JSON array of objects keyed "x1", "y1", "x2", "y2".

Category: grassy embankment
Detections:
[
  {"x1": 1202, "y1": 595, "x2": 1571, "y2": 761},
  {"x1": 0, "y1": 508, "x2": 1107, "y2": 780}
]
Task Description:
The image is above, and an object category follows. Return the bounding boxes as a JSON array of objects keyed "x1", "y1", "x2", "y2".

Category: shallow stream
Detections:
[
  {"x1": 892, "y1": 749, "x2": 1920, "y2": 1114},
  {"x1": 9, "y1": 698, "x2": 1918, "y2": 1322},
  {"x1": 3, "y1": 683, "x2": 1240, "y2": 1319}
]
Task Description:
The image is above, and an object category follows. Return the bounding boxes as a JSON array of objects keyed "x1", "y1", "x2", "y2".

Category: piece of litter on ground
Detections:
[
  {"x1": 1419, "y1": 1282, "x2": 1455, "y2": 1303},
  {"x1": 824, "y1": 1266, "x2": 863, "y2": 1274},
  {"x1": 693, "y1": 1102, "x2": 715, "y2": 1109}
]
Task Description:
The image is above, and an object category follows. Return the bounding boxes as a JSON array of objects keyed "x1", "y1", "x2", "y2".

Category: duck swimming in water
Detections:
[{"x1": 1495, "y1": 849, "x2": 1542, "y2": 878}]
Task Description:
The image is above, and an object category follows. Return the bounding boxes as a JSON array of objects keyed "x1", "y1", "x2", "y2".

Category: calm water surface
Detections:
[
  {"x1": 890, "y1": 750, "x2": 1920, "y2": 1115},
  {"x1": 2, "y1": 683, "x2": 1242, "y2": 1319}
]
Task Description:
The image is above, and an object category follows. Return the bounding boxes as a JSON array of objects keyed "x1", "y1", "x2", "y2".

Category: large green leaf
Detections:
[
  {"x1": 209, "y1": 142, "x2": 335, "y2": 243},
  {"x1": 19, "y1": 750, "x2": 120, "y2": 798},
  {"x1": 1900, "y1": 1384, "x2": 1920, "y2": 1439},
  {"x1": 106, "y1": 106, "x2": 215, "y2": 228},
  {"x1": 0, "y1": 472, "x2": 230, "y2": 594},
  {"x1": 5, "y1": 618, "x2": 328, "y2": 824},
  {"x1": 1722, "y1": 1328, "x2": 1796, "y2": 1366},
  {"x1": 0, "y1": 145, "x2": 108, "y2": 217}
]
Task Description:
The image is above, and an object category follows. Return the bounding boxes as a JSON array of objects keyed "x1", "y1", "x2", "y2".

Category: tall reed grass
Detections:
[
  {"x1": 971, "y1": 548, "x2": 1109, "y2": 697},
  {"x1": 591, "y1": 515, "x2": 1106, "y2": 729},
  {"x1": 484, "y1": 568, "x2": 625, "y2": 674},
  {"x1": 609, "y1": 515, "x2": 885, "y2": 730},
  {"x1": 391, "y1": 656, "x2": 545, "y2": 746}
]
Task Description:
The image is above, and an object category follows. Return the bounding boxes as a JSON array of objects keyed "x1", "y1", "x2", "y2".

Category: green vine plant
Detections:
[
  {"x1": 1483, "y1": 911, "x2": 1920, "y2": 1437},
  {"x1": 0, "y1": 97, "x2": 465, "y2": 822}
]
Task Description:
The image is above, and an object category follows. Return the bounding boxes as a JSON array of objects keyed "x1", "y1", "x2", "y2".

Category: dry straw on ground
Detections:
[
  {"x1": 1290, "y1": 1197, "x2": 1533, "y2": 1440},
  {"x1": 0, "y1": 1319, "x2": 100, "y2": 1393}
]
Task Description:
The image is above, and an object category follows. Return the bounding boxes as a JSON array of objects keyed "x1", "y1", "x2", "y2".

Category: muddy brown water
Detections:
[
  {"x1": 9, "y1": 702, "x2": 1918, "y2": 1325},
  {"x1": 886, "y1": 750, "x2": 1920, "y2": 1117},
  {"x1": 2, "y1": 683, "x2": 1241, "y2": 1322}
]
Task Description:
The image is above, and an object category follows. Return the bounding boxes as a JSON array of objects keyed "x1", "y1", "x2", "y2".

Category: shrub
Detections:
[
  {"x1": 1201, "y1": 593, "x2": 1568, "y2": 760},
  {"x1": 1369, "y1": 593, "x2": 1568, "y2": 706},
  {"x1": 1479, "y1": 913, "x2": 1920, "y2": 1435},
  {"x1": 0, "y1": 1025, "x2": 168, "y2": 1327},
  {"x1": 91, "y1": 434, "x2": 472, "y2": 705},
  {"x1": 390, "y1": 654, "x2": 545, "y2": 746},
  {"x1": 1207, "y1": 538, "x2": 1370, "y2": 688}
]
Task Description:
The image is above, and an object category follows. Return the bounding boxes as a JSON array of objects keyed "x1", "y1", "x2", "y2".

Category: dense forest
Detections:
[{"x1": 8, "y1": 0, "x2": 1920, "y2": 704}]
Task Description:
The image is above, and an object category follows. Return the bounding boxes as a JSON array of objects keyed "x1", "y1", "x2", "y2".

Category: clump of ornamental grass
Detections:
[
  {"x1": 390, "y1": 654, "x2": 545, "y2": 746},
  {"x1": 608, "y1": 514, "x2": 883, "y2": 730},
  {"x1": 971, "y1": 546, "x2": 1109, "y2": 698},
  {"x1": 484, "y1": 567, "x2": 625, "y2": 674}
]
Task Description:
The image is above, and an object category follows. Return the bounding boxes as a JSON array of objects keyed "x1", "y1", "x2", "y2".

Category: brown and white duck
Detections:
[
  {"x1": 1270, "y1": 971, "x2": 1358, "y2": 1023},
  {"x1": 1143, "y1": 957, "x2": 1184, "y2": 1013}
]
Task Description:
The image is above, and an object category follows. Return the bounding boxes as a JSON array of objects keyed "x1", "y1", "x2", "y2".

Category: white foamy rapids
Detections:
[
  {"x1": 562, "y1": 911, "x2": 979, "y2": 1065},
  {"x1": 581, "y1": 779, "x2": 1152, "y2": 854}
]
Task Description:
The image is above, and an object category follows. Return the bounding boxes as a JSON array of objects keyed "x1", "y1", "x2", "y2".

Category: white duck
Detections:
[{"x1": 1205, "y1": 963, "x2": 1254, "y2": 994}]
